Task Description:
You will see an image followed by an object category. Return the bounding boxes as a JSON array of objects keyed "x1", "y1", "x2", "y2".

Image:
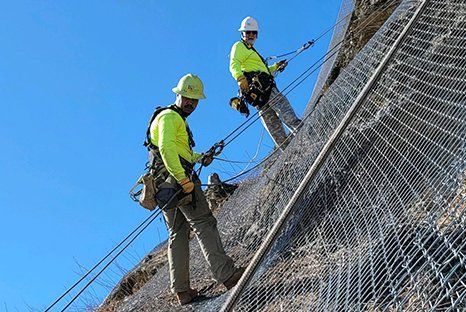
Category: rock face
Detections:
[
  {"x1": 204, "y1": 173, "x2": 238, "y2": 213},
  {"x1": 316, "y1": 0, "x2": 401, "y2": 100},
  {"x1": 98, "y1": 1, "x2": 401, "y2": 311}
]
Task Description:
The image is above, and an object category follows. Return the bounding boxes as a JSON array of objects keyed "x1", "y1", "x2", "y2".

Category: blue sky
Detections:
[{"x1": 0, "y1": 0, "x2": 341, "y2": 310}]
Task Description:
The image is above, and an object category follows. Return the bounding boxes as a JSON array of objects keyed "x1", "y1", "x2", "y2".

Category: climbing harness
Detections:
[
  {"x1": 229, "y1": 41, "x2": 277, "y2": 116},
  {"x1": 131, "y1": 104, "x2": 198, "y2": 211},
  {"x1": 229, "y1": 39, "x2": 315, "y2": 118},
  {"x1": 143, "y1": 105, "x2": 195, "y2": 150}
]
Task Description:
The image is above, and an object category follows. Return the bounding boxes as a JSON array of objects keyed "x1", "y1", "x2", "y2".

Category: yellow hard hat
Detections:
[{"x1": 172, "y1": 74, "x2": 206, "y2": 99}]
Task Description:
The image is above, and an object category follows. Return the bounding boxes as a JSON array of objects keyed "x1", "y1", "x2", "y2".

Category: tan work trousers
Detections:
[
  {"x1": 162, "y1": 184, "x2": 236, "y2": 293},
  {"x1": 259, "y1": 86, "x2": 301, "y2": 148}
]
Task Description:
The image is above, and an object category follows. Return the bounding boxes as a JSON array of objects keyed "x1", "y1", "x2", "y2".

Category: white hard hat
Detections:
[{"x1": 238, "y1": 16, "x2": 259, "y2": 32}]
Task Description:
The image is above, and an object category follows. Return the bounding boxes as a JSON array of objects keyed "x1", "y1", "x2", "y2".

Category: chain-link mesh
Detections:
[
  {"x1": 307, "y1": 0, "x2": 355, "y2": 112},
  {"x1": 111, "y1": 0, "x2": 466, "y2": 310},
  {"x1": 224, "y1": 0, "x2": 466, "y2": 310}
]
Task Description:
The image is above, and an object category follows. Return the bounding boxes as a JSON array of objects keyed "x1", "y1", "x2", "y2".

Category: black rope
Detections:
[
  {"x1": 264, "y1": 9, "x2": 353, "y2": 62},
  {"x1": 46, "y1": 191, "x2": 181, "y2": 311}
]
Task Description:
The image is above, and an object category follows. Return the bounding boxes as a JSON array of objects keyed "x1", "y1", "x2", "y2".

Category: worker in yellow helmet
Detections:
[
  {"x1": 146, "y1": 74, "x2": 244, "y2": 305},
  {"x1": 229, "y1": 16, "x2": 302, "y2": 149}
]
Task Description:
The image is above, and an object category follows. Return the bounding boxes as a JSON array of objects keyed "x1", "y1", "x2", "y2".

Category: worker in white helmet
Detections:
[{"x1": 229, "y1": 16, "x2": 302, "y2": 149}]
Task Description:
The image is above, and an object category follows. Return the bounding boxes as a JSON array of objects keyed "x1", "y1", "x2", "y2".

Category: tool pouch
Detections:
[
  {"x1": 137, "y1": 172, "x2": 160, "y2": 211},
  {"x1": 243, "y1": 72, "x2": 275, "y2": 109}
]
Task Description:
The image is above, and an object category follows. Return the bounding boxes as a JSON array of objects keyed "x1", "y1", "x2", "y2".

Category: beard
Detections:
[
  {"x1": 245, "y1": 38, "x2": 256, "y2": 45},
  {"x1": 180, "y1": 104, "x2": 195, "y2": 117}
]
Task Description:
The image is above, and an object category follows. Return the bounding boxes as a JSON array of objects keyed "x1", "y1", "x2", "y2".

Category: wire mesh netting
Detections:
[
  {"x1": 307, "y1": 0, "x2": 355, "y2": 112},
  {"x1": 101, "y1": 0, "x2": 466, "y2": 311},
  {"x1": 223, "y1": 0, "x2": 466, "y2": 310}
]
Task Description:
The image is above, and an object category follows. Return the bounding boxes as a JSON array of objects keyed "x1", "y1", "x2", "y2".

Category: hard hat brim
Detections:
[
  {"x1": 238, "y1": 27, "x2": 259, "y2": 32},
  {"x1": 172, "y1": 87, "x2": 206, "y2": 100}
]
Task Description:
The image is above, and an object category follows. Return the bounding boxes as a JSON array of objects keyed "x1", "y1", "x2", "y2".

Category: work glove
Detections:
[
  {"x1": 277, "y1": 60, "x2": 288, "y2": 72},
  {"x1": 179, "y1": 177, "x2": 195, "y2": 194},
  {"x1": 230, "y1": 97, "x2": 250, "y2": 118},
  {"x1": 201, "y1": 152, "x2": 214, "y2": 167},
  {"x1": 237, "y1": 75, "x2": 249, "y2": 94}
]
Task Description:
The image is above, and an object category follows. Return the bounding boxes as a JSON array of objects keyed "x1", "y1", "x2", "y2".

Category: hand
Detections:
[
  {"x1": 237, "y1": 75, "x2": 249, "y2": 93},
  {"x1": 179, "y1": 177, "x2": 194, "y2": 193},
  {"x1": 277, "y1": 60, "x2": 288, "y2": 72},
  {"x1": 201, "y1": 153, "x2": 214, "y2": 167},
  {"x1": 239, "y1": 102, "x2": 250, "y2": 118},
  {"x1": 230, "y1": 97, "x2": 250, "y2": 118}
]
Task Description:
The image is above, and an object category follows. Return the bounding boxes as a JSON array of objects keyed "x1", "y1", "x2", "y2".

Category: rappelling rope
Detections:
[
  {"x1": 264, "y1": 9, "x2": 353, "y2": 63},
  {"x1": 45, "y1": 190, "x2": 181, "y2": 312}
]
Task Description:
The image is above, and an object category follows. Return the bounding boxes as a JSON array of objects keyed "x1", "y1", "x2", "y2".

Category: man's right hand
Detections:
[
  {"x1": 237, "y1": 75, "x2": 249, "y2": 94},
  {"x1": 179, "y1": 177, "x2": 195, "y2": 193}
]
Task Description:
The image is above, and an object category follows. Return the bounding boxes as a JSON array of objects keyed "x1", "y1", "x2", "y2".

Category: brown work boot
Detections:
[
  {"x1": 223, "y1": 267, "x2": 246, "y2": 290},
  {"x1": 176, "y1": 288, "x2": 199, "y2": 306}
]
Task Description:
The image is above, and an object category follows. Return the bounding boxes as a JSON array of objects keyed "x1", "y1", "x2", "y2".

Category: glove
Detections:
[
  {"x1": 237, "y1": 75, "x2": 249, "y2": 94},
  {"x1": 230, "y1": 97, "x2": 250, "y2": 118},
  {"x1": 179, "y1": 177, "x2": 194, "y2": 193},
  {"x1": 277, "y1": 60, "x2": 288, "y2": 72},
  {"x1": 239, "y1": 102, "x2": 250, "y2": 117},
  {"x1": 201, "y1": 153, "x2": 214, "y2": 167}
]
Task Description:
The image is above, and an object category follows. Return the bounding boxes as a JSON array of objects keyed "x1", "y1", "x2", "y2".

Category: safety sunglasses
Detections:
[{"x1": 244, "y1": 31, "x2": 258, "y2": 36}]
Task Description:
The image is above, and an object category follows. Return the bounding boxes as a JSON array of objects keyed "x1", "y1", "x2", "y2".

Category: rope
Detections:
[
  {"x1": 45, "y1": 191, "x2": 181, "y2": 311},
  {"x1": 264, "y1": 9, "x2": 354, "y2": 62}
]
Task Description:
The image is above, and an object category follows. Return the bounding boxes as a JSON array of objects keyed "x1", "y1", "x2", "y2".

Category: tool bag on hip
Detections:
[
  {"x1": 136, "y1": 149, "x2": 170, "y2": 210},
  {"x1": 243, "y1": 71, "x2": 275, "y2": 109},
  {"x1": 138, "y1": 172, "x2": 161, "y2": 211}
]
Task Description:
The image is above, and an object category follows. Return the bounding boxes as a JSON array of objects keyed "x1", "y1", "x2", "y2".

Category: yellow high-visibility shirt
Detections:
[
  {"x1": 229, "y1": 41, "x2": 278, "y2": 80},
  {"x1": 150, "y1": 108, "x2": 202, "y2": 182}
]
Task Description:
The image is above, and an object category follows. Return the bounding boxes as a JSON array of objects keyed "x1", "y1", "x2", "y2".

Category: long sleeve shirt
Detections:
[
  {"x1": 150, "y1": 108, "x2": 202, "y2": 181},
  {"x1": 229, "y1": 40, "x2": 278, "y2": 80}
]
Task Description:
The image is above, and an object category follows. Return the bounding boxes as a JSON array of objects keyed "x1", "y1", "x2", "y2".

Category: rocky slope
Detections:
[{"x1": 98, "y1": 1, "x2": 404, "y2": 310}]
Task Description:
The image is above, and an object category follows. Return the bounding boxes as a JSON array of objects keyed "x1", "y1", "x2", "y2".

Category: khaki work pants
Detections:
[
  {"x1": 162, "y1": 184, "x2": 236, "y2": 293},
  {"x1": 259, "y1": 86, "x2": 301, "y2": 148}
]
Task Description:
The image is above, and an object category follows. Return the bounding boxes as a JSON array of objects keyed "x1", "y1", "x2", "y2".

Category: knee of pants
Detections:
[
  {"x1": 190, "y1": 214, "x2": 218, "y2": 235},
  {"x1": 168, "y1": 222, "x2": 190, "y2": 242}
]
